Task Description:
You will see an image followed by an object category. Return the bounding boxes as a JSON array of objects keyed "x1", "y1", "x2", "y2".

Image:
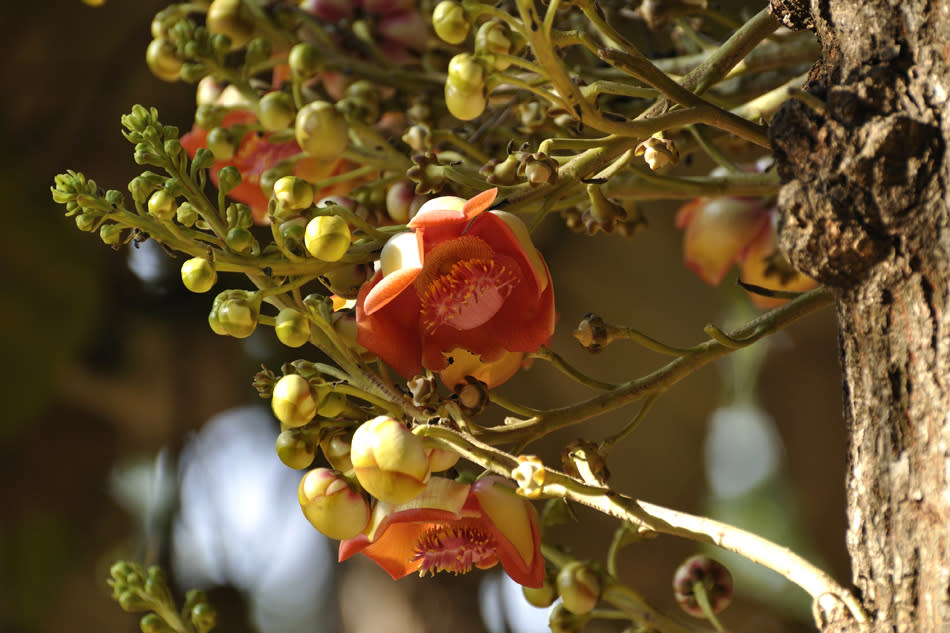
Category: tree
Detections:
[{"x1": 770, "y1": 0, "x2": 950, "y2": 630}]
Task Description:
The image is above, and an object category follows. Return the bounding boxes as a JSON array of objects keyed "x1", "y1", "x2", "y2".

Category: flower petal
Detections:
[
  {"x1": 356, "y1": 272, "x2": 425, "y2": 378},
  {"x1": 471, "y1": 477, "x2": 544, "y2": 587}
]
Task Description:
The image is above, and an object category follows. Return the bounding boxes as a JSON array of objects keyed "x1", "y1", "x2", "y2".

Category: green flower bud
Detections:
[
  {"x1": 245, "y1": 37, "x2": 272, "y2": 68},
  {"x1": 145, "y1": 39, "x2": 182, "y2": 82},
  {"x1": 273, "y1": 176, "x2": 314, "y2": 211},
  {"x1": 272, "y1": 374, "x2": 317, "y2": 427},
  {"x1": 319, "y1": 263, "x2": 370, "y2": 299},
  {"x1": 523, "y1": 575, "x2": 557, "y2": 608},
  {"x1": 288, "y1": 42, "x2": 323, "y2": 78},
  {"x1": 75, "y1": 213, "x2": 98, "y2": 232},
  {"x1": 475, "y1": 21, "x2": 512, "y2": 70},
  {"x1": 147, "y1": 189, "x2": 177, "y2": 220},
  {"x1": 100, "y1": 223, "x2": 123, "y2": 245},
  {"x1": 295, "y1": 101, "x2": 348, "y2": 160},
  {"x1": 351, "y1": 416, "x2": 430, "y2": 504},
  {"x1": 217, "y1": 165, "x2": 242, "y2": 195},
  {"x1": 258, "y1": 91, "x2": 296, "y2": 132},
  {"x1": 181, "y1": 257, "x2": 217, "y2": 293},
  {"x1": 206, "y1": 127, "x2": 237, "y2": 160},
  {"x1": 177, "y1": 201, "x2": 199, "y2": 227},
  {"x1": 191, "y1": 146, "x2": 216, "y2": 172},
  {"x1": 433, "y1": 1, "x2": 469, "y2": 45},
  {"x1": 260, "y1": 162, "x2": 294, "y2": 200},
  {"x1": 298, "y1": 468, "x2": 370, "y2": 540},
  {"x1": 278, "y1": 217, "x2": 307, "y2": 251},
  {"x1": 275, "y1": 307, "x2": 311, "y2": 347},
  {"x1": 225, "y1": 226, "x2": 255, "y2": 254},
  {"x1": 320, "y1": 430, "x2": 353, "y2": 472},
  {"x1": 447, "y1": 53, "x2": 485, "y2": 93},
  {"x1": 556, "y1": 562, "x2": 602, "y2": 615},
  {"x1": 213, "y1": 290, "x2": 260, "y2": 338},
  {"x1": 191, "y1": 602, "x2": 217, "y2": 633},
  {"x1": 195, "y1": 104, "x2": 228, "y2": 130},
  {"x1": 206, "y1": 0, "x2": 255, "y2": 49},
  {"x1": 304, "y1": 215, "x2": 351, "y2": 262},
  {"x1": 117, "y1": 591, "x2": 149, "y2": 612},
  {"x1": 179, "y1": 62, "x2": 209, "y2": 84},
  {"x1": 276, "y1": 430, "x2": 316, "y2": 469},
  {"x1": 548, "y1": 603, "x2": 589, "y2": 633},
  {"x1": 140, "y1": 614, "x2": 174, "y2": 633},
  {"x1": 226, "y1": 202, "x2": 254, "y2": 229}
]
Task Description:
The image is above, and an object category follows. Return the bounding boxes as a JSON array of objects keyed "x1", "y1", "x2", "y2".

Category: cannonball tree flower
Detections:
[
  {"x1": 738, "y1": 212, "x2": 817, "y2": 308},
  {"x1": 355, "y1": 189, "x2": 555, "y2": 388},
  {"x1": 339, "y1": 475, "x2": 544, "y2": 587}
]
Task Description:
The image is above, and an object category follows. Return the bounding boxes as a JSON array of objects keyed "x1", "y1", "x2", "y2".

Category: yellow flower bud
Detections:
[
  {"x1": 298, "y1": 468, "x2": 370, "y2": 540},
  {"x1": 271, "y1": 374, "x2": 317, "y2": 428},
  {"x1": 320, "y1": 430, "x2": 353, "y2": 472},
  {"x1": 556, "y1": 562, "x2": 602, "y2": 615},
  {"x1": 273, "y1": 176, "x2": 314, "y2": 212},
  {"x1": 275, "y1": 308, "x2": 311, "y2": 348},
  {"x1": 145, "y1": 39, "x2": 182, "y2": 82},
  {"x1": 147, "y1": 189, "x2": 177, "y2": 220},
  {"x1": 257, "y1": 91, "x2": 296, "y2": 132},
  {"x1": 304, "y1": 215, "x2": 352, "y2": 262},
  {"x1": 275, "y1": 430, "x2": 316, "y2": 470},
  {"x1": 206, "y1": 0, "x2": 255, "y2": 50},
  {"x1": 181, "y1": 257, "x2": 217, "y2": 293},
  {"x1": 295, "y1": 101, "x2": 349, "y2": 160},
  {"x1": 351, "y1": 416, "x2": 430, "y2": 504},
  {"x1": 433, "y1": 1, "x2": 470, "y2": 45}
]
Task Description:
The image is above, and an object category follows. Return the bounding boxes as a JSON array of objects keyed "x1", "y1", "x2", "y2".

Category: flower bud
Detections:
[
  {"x1": 181, "y1": 257, "x2": 217, "y2": 293},
  {"x1": 206, "y1": 127, "x2": 237, "y2": 161},
  {"x1": 512, "y1": 455, "x2": 546, "y2": 498},
  {"x1": 273, "y1": 176, "x2": 314, "y2": 212},
  {"x1": 190, "y1": 603, "x2": 217, "y2": 633},
  {"x1": 206, "y1": 0, "x2": 255, "y2": 49},
  {"x1": 258, "y1": 91, "x2": 296, "y2": 132},
  {"x1": 445, "y1": 54, "x2": 487, "y2": 120},
  {"x1": 276, "y1": 430, "x2": 316, "y2": 469},
  {"x1": 175, "y1": 202, "x2": 198, "y2": 227},
  {"x1": 636, "y1": 136, "x2": 679, "y2": 171},
  {"x1": 475, "y1": 21, "x2": 513, "y2": 70},
  {"x1": 100, "y1": 223, "x2": 123, "y2": 245},
  {"x1": 217, "y1": 165, "x2": 242, "y2": 196},
  {"x1": 275, "y1": 307, "x2": 311, "y2": 347},
  {"x1": 146, "y1": 39, "x2": 182, "y2": 82},
  {"x1": 140, "y1": 614, "x2": 174, "y2": 633},
  {"x1": 317, "y1": 391, "x2": 346, "y2": 418},
  {"x1": 288, "y1": 42, "x2": 323, "y2": 78},
  {"x1": 433, "y1": 1, "x2": 469, "y2": 44},
  {"x1": 305, "y1": 215, "x2": 352, "y2": 261},
  {"x1": 320, "y1": 264, "x2": 371, "y2": 299},
  {"x1": 320, "y1": 430, "x2": 353, "y2": 472},
  {"x1": 556, "y1": 561, "x2": 601, "y2": 615},
  {"x1": 673, "y1": 555, "x2": 734, "y2": 618},
  {"x1": 212, "y1": 290, "x2": 260, "y2": 338},
  {"x1": 226, "y1": 226, "x2": 256, "y2": 254},
  {"x1": 298, "y1": 468, "x2": 371, "y2": 540},
  {"x1": 423, "y1": 439, "x2": 460, "y2": 472},
  {"x1": 548, "y1": 604, "x2": 589, "y2": 633},
  {"x1": 351, "y1": 416, "x2": 430, "y2": 504},
  {"x1": 272, "y1": 374, "x2": 318, "y2": 428},
  {"x1": 147, "y1": 189, "x2": 177, "y2": 220},
  {"x1": 295, "y1": 101, "x2": 349, "y2": 160}
]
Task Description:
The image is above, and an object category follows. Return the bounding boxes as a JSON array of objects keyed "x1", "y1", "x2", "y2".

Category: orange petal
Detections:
[
  {"x1": 363, "y1": 266, "x2": 422, "y2": 316},
  {"x1": 461, "y1": 188, "x2": 498, "y2": 219}
]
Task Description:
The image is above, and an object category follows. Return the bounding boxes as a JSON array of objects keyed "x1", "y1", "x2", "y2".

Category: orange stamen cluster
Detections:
[
  {"x1": 412, "y1": 518, "x2": 497, "y2": 576},
  {"x1": 420, "y1": 259, "x2": 519, "y2": 333}
]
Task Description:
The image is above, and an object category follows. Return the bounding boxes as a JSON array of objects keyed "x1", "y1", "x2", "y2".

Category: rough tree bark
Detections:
[{"x1": 768, "y1": 0, "x2": 950, "y2": 631}]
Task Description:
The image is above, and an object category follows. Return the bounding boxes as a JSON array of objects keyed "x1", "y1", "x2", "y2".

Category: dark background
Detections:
[{"x1": 0, "y1": 2, "x2": 847, "y2": 632}]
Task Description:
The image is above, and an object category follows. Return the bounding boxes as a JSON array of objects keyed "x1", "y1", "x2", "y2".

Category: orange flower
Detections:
[
  {"x1": 180, "y1": 110, "x2": 351, "y2": 224},
  {"x1": 338, "y1": 475, "x2": 544, "y2": 587},
  {"x1": 355, "y1": 189, "x2": 555, "y2": 388}
]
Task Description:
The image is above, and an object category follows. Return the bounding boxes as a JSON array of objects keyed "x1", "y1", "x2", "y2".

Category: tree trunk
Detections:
[{"x1": 768, "y1": 0, "x2": 950, "y2": 631}]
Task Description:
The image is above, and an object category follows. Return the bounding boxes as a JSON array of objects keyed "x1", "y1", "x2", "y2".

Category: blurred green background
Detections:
[{"x1": 0, "y1": 2, "x2": 848, "y2": 632}]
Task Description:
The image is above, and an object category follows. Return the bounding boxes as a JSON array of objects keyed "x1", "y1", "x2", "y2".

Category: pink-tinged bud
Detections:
[
  {"x1": 350, "y1": 416, "x2": 430, "y2": 504},
  {"x1": 271, "y1": 374, "x2": 317, "y2": 428},
  {"x1": 320, "y1": 430, "x2": 353, "y2": 472},
  {"x1": 673, "y1": 555, "x2": 734, "y2": 618},
  {"x1": 556, "y1": 561, "x2": 602, "y2": 615},
  {"x1": 422, "y1": 440, "x2": 460, "y2": 473},
  {"x1": 298, "y1": 468, "x2": 370, "y2": 540},
  {"x1": 676, "y1": 197, "x2": 771, "y2": 286}
]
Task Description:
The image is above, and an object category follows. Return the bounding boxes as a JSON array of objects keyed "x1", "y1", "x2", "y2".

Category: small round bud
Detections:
[
  {"x1": 273, "y1": 176, "x2": 314, "y2": 211},
  {"x1": 75, "y1": 213, "x2": 97, "y2": 232},
  {"x1": 288, "y1": 42, "x2": 323, "y2": 78},
  {"x1": 673, "y1": 555, "x2": 734, "y2": 619},
  {"x1": 295, "y1": 101, "x2": 349, "y2": 160},
  {"x1": 320, "y1": 264, "x2": 371, "y2": 299},
  {"x1": 305, "y1": 215, "x2": 352, "y2": 262},
  {"x1": 298, "y1": 468, "x2": 370, "y2": 540},
  {"x1": 206, "y1": 127, "x2": 237, "y2": 160},
  {"x1": 225, "y1": 226, "x2": 255, "y2": 254},
  {"x1": 276, "y1": 430, "x2": 316, "y2": 469},
  {"x1": 177, "y1": 202, "x2": 199, "y2": 227},
  {"x1": 447, "y1": 53, "x2": 485, "y2": 93},
  {"x1": 548, "y1": 603, "x2": 589, "y2": 633},
  {"x1": 433, "y1": 1, "x2": 470, "y2": 45},
  {"x1": 272, "y1": 374, "x2": 317, "y2": 428},
  {"x1": 206, "y1": 0, "x2": 255, "y2": 49},
  {"x1": 100, "y1": 223, "x2": 123, "y2": 245},
  {"x1": 350, "y1": 416, "x2": 430, "y2": 504},
  {"x1": 258, "y1": 91, "x2": 296, "y2": 132},
  {"x1": 213, "y1": 290, "x2": 260, "y2": 338},
  {"x1": 217, "y1": 165, "x2": 242, "y2": 195},
  {"x1": 140, "y1": 614, "x2": 173, "y2": 633},
  {"x1": 147, "y1": 189, "x2": 177, "y2": 220},
  {"x1": 522, "y1": 575, "x2": 557, "y2": 608},
  {"x1": 445, "y1": 78, "x2": 487, "y2": 121},
  {"x1": 556, "y1": 562, "x2": 602, "y2": 615},
  {"x1": 275, "y1": 307, "x2": 311, "y2": 347},
  {"x1": 320, "y1": 430, "x2": 353, "y2": 472},
  {"x1": 145, "y1": 39, "x2": 182, "y2": 82},
  {"x1": 181, "y1": 257, "x2": 217, "y2": 293},
  {"x1": 475, "y1": 21, "x2": 513, "y2": 70},
  {"x1": 190, "y1": 603, "x2": 217, "y2": 633}
]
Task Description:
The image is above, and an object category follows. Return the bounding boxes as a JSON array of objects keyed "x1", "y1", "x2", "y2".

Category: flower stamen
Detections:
[
  {"x1": 411, "y1": 519, "x2": 498, "y2": 576},
  {"x1": 420, "y1": 258, "x2": 519, "y2": 333}
]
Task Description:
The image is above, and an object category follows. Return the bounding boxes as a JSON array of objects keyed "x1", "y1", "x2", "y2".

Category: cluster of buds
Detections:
[
  {"x1": 108, "y1": 561, "x2": 217, "y2": 633},
  {"x1": 561, "y1": 186, "x2": 647, "y2": 237}
]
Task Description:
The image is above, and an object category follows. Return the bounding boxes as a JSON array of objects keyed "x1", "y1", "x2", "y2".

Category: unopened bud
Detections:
[
  {"x1": 295, "y1": 101, "x2": 349, "y2": 160},
  {"x1": 305, "y1": 215, "x2": 351, "y2": 261},
  {"x1": 181, "y1": 257, "x2": 217, "y2": 293},
  {"x1": 273, "y1": 176, "x2": 314, "y2": 211},
  {"x1": 556, "y1": 561, "x2": 602, "y2": 615},
  {"x1": 272, "y1": 374, "x2": 317, "y2": 428},
  {"x1": 276, "y1": 430, "x2": 317, "y2": 469},
  {"x1": 298, "y1": 468, "x2": 371, "y2": 539},
  {"x1": 636, "y1": 136, "x2": 679, "y2": 171},
  {"x1": 433, "y1": 1, "x2": 469, "y2": 44}
]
